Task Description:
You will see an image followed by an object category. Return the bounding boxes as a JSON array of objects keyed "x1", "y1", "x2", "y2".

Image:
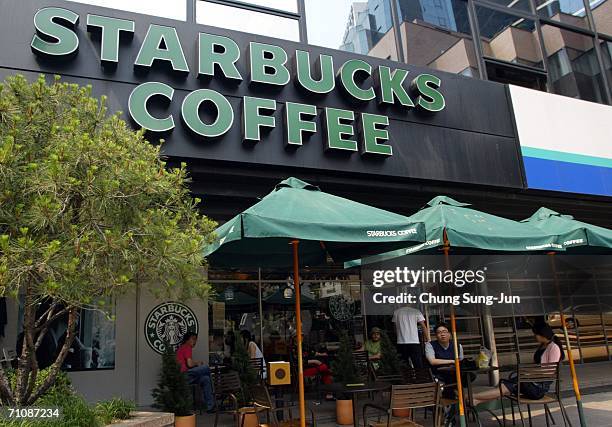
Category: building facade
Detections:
[{"x1": 0, "y1": 0, "x2": 610, "y2": 405}]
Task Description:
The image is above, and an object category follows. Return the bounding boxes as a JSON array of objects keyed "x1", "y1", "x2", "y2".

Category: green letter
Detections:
[
  {"x1": 31, "y1": 7, "x2": 79, "y2": 58},
  {"x1": 295, "y1": 50, "x2": 334, "y2": 94},
  {"x1": 128, "y1": 82, "x2": 175, "y2": 132},
  {"x1": 285, "y1": 102, "x2": 317, "y2": 147},
  {"x1": 86, "y1": 14, "x2": 134, "y2": 65},
  {"x1": 339, "y1": 59, "x2": 375, "y2": 102},
  {"x1": 413, "y1": 74, "x2": 445, "y2": 112},
  {"x1": 198, "y1": 32, "x2": 242, "y2": 81},
  {"x1": 134, "y1": 24, "x2": 189, "y2": 74},
  {"x1": 324, "y1": 108, "x2": 357, "y2": 152},
  {"x1": 361, "y1": 113, "x2": 392, "y2": 156},
  {"x1": 249, "y1": 42, "x2": 290, "y2": 86},
  {"x1": 377, "y1": 66, "x2": 414, "y2": 107},
  {"x1": 181, "y1": 89, "x2": 234, "y2": 138},
  {"x1": 243, "y1": 97, "x2": 277, "y2": 142}
]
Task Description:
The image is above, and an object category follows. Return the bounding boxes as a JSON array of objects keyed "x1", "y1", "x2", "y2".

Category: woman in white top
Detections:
[{"x1": 241, "y1": 330, "x2": 267, "y2": 379}]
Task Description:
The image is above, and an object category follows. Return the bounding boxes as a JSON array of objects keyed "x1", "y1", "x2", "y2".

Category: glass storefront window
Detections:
[
  {"x1": 541, "y1": 24, "x2": 607, "y2": 102},
  {"x1": 398, "y1": 0, "x2": 480, "y2": 77},
  {"x1": 15, "y1": 299, "x2": 116, "y2": 371},
  {"x1": 476, "y1": 6, "x2": 544, "y2": 68},
  {"x1": 197, "y1": 1, "x2": 300, "y2": 41},
  {"x1": 65, "y1": 0, "x2": 187, "y2": 20},
  {"x1": 305, "y1": 0, "x2": 399, "y2": 60},
  {"x1": 535, "y1": 0, "x2": 590, "y2": 29}
]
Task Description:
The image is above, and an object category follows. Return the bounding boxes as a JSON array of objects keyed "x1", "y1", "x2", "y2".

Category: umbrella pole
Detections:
[
  {"x1": 443, "y1": 234, "x2": 466, "y2": 427},
  {"x1": 548, "y1": 252, "x2": 587, "y2": 427},
  {"x1": 292, "y1": 240, "x2": 306, "y2": 427}
]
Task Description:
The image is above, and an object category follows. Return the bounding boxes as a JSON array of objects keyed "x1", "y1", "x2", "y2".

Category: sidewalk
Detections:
[{"x1": 197, "y1": 361, "x2": 612, "y2": 426}]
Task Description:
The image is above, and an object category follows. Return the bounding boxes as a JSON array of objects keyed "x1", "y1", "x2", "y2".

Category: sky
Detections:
[{"x1": 304, "y1": 0, "x2": 357, "y2": 49}]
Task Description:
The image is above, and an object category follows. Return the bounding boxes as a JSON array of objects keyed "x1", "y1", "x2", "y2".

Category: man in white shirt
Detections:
[{"x1": 392, "y1": 305, "x2": 430, "y2": 368}]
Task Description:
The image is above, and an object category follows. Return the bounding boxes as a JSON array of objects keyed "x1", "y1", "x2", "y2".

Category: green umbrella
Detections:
[
  {"x1": 346, "y1": 196, "x2": 566, "y2": 427},
  {"x1": 204, "y1": 177, "x2": 426, "y2": 427},
  {"x1": 522, "y1": 207, "x2": 612, "y2": 252},
  {"x1": 347, "y1": 196, "x2": 564, "y2": 267},
  {"x1": 522, "y1": 207, "x2": 612, "y2": 427}
]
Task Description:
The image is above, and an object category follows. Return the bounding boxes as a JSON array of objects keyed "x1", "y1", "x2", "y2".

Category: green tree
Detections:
[
  {"x1": 377, "y1": 331, "x2": 405, "y2": 376},
  {"x1": 0, "y1": 75, "x2": 216, "y2": 405},
  {"x1": 331, "y1": 330, "x2": 358, "y2": 385},
  {"x1": 230, "y1": 332, "x2": 257, "y2": 404},
  {"x1": 151, "y1": 343, "x2": 193, "y2": 416}
]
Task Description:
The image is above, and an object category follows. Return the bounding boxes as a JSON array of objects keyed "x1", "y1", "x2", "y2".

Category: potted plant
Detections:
[
  {"x1": 331, "y1": 330, "x2": 359, "y2": 425},
  {"x1": 377, "y1": 332, "x2": 410, "y2": 417},
  {"x1": 152, "y1": 343, "x2": 195, "y2": 427},
  {"x1": 231, "y1": 332, "x2": 259, "y2": 427}
]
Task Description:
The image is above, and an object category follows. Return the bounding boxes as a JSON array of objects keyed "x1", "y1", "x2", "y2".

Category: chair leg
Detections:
[
  {"x1": 545, "y1": 404, "x2": 556, "y2": 426},
  {"x1": 516, "y1": 403, "x2": 526, "y2": 427},
  {"x1": 558, "y1": 400, "x2": 573, "y2": 427},
  {"x1": 511, "y1": 400, "x2": 516, "y2": 426},
  {"x1": 527, "y1": 405, "x2": 532, "y2": 427}
]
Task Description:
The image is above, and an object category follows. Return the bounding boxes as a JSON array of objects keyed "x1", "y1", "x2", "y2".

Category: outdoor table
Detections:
[
  {"x1": 320, "y1": 381, "x2": 391, "y2": 427},
  {"x1": 437, "y1": 365, "x2": 504, "y2": 426}
]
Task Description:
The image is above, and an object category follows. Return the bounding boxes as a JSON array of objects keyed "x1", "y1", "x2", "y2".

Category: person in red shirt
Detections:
[{"x1": 176, "y1": 332, "x2": 214, "y2": 412}]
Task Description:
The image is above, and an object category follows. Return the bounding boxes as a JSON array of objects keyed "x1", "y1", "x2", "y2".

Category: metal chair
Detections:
[
  {"x1": 250, "y1": 357, "x2": 265, "y2": 384},
  {"x1": 363, "y1": 383, "x2": 441, "y2": 427},
  {"x1": 353, "y1": 350, "x2": 371, "y2": 382},
  {"x1": 1, "y1": 349, "x2": 17, "y2": 369},
  {"x1": 244, "y1": 384, "x2": 317, "y2": 427},
  {"x1": 212, "y1": 369, "x2": 242, "y2": 427},
  {"x1": 500, "y1": 362, "x2": 572, "y2": 427}
]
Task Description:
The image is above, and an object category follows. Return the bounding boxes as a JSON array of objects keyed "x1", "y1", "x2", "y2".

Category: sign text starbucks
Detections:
[{"x1": 30, "y1": 7, "x2": 446, "y2": 157}]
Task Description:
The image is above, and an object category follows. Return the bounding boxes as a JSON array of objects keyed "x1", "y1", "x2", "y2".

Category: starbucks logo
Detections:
[{"x1": 145, "y1": 301, "x2": 199, "y2": 354}]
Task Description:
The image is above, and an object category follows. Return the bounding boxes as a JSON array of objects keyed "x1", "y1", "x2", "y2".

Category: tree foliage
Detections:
[
  {"x1": 0, "y1": 74, "x2": 216, "y2": 405},
  {"x1": 331, "y1": 330, "x2": 358, "y2": 385},
  {"x1": 377, "y1": 331, "x2": 405, "y2": 376},
  {"x1": 151, "y1": 343, "x2": 193, "y2": 417}
]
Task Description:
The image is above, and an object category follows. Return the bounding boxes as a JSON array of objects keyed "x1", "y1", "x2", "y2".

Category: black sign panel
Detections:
[{"x1": 0, "y1": 0, "x2": 524, "y2": 188}]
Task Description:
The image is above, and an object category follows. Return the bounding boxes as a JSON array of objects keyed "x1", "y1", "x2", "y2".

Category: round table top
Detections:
[{"x1": 320, "y1": 381, "x2": 391, "y2": 394}]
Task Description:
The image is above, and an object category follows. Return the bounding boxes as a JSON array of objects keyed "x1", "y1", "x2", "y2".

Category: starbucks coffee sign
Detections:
[
  {"x1": 30, "y1": 7, "x2": 445, "y2": 158},
  {"x1": 145, "y1": 301, "x2": 198, "y2": 354}
]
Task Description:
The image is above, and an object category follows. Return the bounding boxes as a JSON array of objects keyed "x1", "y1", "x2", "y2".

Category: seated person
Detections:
[
  {"x1": 298, "y1": 341, "x2": 334, "y2": 400},
  {"x1": 357, "y1": 327, "x2": 383, "y2": 370},
  {"x1": 425, "y1": 323, "x2": 463, "y2": 379},
  {"x1": 176, "y1": 332, "x2": 215, "y2": 412},
  {"x1": 240, "y1": 330, "x2": 267, "y2": 379},
  {"x1": 473, "y1": 324, "x2": 564, "y2": 405}
]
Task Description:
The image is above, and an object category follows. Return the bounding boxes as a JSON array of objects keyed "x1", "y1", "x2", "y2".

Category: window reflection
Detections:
[
  {"x1": 196, "y1": 1, "x2": 300, "y2": 41},
  {"x1": 541, "y1": 24, "x2": 607, "y2": 102},
  {"x1": 589, "y1": 0, "x2": 612, "y2": 35},
  {"x1": 484, "y1": 0, "x2": 532, "y2": 12},
  {"x1": 535, "y1": 0, "x2": 589, "y2": 29},
  {"x1": 476, "y1": 6, "x2": 543, "y2": 68},
  {"x1": 64, "y1": 0, "x2": 187, "y2": 21},
  {"x1": 397, "y1": 0, "x2": 479, "y2": 76}
]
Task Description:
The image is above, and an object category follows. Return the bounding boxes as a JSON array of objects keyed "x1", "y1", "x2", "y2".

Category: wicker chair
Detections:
[
  {"x1": 242, "y1": 384, "x2": 317, "y2": 427},
  {"x1": 211, "y1": 369, "x2": 242, "y2": 427}
]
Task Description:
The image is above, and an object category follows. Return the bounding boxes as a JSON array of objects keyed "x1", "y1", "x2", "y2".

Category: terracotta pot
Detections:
[
  {"x1": 392, "y1": 408, "x2": 412, "y2": 418},
  {"x1": 174, "y1": 414, "x2": 196, "y2": 427},
  {"x1": 336, "y1": 399, "x2": 354, "y2": 425},
  {"x1": 238, "y1": 407, "x2": 260, "y2": 427}
]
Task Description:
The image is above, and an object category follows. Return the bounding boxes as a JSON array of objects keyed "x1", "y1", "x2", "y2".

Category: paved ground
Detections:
[{"x1": 197, "y1": 361, "x2": 612, "y2": 426}]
